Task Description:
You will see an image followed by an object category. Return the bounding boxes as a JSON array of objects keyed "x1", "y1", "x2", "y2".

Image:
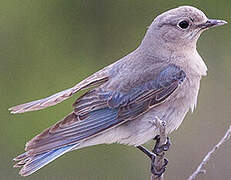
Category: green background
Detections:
[{"x1": 1, "y1": 1, "x2": 230, "y2": 180}]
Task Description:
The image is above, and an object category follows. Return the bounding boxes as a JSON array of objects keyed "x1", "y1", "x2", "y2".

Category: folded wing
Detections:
[{"x1": 21, "y1": 64, "x2": 186, "y2": 153}]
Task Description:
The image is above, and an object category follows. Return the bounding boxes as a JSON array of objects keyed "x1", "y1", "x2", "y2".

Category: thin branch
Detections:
[
  {"x1": 151, "y1": 117, "x2": 167, "y2": 180},
  {"x1": 187, "y1": 125, "x2": 231, "y2": 180}
]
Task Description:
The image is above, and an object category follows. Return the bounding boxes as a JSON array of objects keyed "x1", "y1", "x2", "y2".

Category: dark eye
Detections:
[{"x1": 178, "y1": 20, "x2": 189, "y2": 29}]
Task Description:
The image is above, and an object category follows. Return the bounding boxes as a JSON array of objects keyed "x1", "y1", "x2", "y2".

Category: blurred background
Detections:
[{"x1": 0, "y1": 0, "x2": 230, "y2": 180}]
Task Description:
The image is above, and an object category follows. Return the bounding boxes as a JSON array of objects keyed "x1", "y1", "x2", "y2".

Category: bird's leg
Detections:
[
  {"x1": 136, "y1": 145, "x2": 165, "y2": 177},
  {"x1": 136, "y1": 145, "x2": 154, "y2": 159},
  {"x1": 137, "y1": 116, "x2": 171, "y2": 178},
  {"x1": 136, "y1": 136, "x2": 170, "y2": 177}
]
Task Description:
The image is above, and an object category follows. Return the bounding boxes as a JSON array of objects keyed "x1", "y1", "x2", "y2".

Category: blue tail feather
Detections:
[{"x1": 15, "y1": 144, "x2": 78, "y2": 176}]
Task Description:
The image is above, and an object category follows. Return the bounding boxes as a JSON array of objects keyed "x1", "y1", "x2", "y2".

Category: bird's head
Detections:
[{"x1": 142, "y1": 6, "x2": 227, "y2": 51}]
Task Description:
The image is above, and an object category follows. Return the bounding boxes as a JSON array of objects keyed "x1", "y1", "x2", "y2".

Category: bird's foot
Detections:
[
  {"x1": 137, "y1": 146, "x2": 168, "y2": 177},
  {"x1": 136, "y1": 136, "x2": 170, "y2": 177},
  {"x1": 151, "y1": 156, "x2": 168, "y2": 177},
  {"x1": 153, "y1": 135, "x2": 171, "y2": 155},
  {"x1": 136, "y1": 145, "x2": 168, "y2": 177}
]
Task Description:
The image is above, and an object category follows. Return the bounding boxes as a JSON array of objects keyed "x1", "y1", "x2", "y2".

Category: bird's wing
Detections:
[
  {"x1": 20, "y1": 64, "x2": 186, "y2": 155},
  {"x1": 8, "y1": 69, "x2": 109, "y2": 114}
]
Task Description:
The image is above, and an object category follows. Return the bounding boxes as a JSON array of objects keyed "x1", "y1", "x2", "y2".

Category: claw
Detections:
[
  {"x1": 163, "y1": 158, "x2": 168, "y2": 167},
  {"x1": 151, "y1": 166, "x2": 166, "y2": 178},
  {"x1": 153, "y1": 136, "x2": 171, "y2": 155},
  {"x1": 151, "y1": 157, "x2": 168, "y2": 177}
]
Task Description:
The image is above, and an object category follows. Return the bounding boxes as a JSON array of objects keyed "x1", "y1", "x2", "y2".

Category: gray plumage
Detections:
[{"x1": 9, "y1": 6, "x2": 227, "y2": 176}]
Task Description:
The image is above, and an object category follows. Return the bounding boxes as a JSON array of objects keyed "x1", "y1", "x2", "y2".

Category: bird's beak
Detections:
[{"x1": 199, "y1": 19, "x2": 227, "y2": 29}]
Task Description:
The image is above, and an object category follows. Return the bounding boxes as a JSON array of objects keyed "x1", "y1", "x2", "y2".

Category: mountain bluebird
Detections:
[{"x1": 10, "y1": 6, "x2": 227, "y2": 176}]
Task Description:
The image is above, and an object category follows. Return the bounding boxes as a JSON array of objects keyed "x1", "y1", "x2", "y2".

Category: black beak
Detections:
[{"x1": 199, "y1": 19, "x2": 227, "y2": 29}]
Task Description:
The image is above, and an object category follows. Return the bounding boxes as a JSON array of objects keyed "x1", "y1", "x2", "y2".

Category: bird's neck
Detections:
[
  {"x1": 139, "y1": 37, "x2": 172, "y2": 60},
  {"x1": 138, "y1": 40, "x2": 207, "y2": 77}
]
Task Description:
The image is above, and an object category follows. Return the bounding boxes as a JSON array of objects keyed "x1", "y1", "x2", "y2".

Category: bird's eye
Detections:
[{"x1": 178, "y1": 20, "x2": 189, "y2": 29}]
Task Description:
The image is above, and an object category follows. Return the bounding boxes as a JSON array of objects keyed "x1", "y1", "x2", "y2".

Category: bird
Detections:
[{"x1": 9, "y1": 6, "x2": 227, "y2": 176}]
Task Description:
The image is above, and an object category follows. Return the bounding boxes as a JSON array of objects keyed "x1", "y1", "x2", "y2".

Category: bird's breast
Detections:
[{"x1": 162, "y1": 75, "x2": 201, "y2": 132}]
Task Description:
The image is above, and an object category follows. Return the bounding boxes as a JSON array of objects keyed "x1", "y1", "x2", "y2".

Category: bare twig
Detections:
[
  {"x1": 187, "y1": 125, "x2": 231, "y2": 180},
  {"x1": 151, "y1": 117, "x2": 167, "y2": 180}
]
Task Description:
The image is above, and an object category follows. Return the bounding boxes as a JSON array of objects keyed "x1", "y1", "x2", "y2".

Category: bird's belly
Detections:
[{"x1": 113, "y1": 102, "x2": 190, "y2": 146}]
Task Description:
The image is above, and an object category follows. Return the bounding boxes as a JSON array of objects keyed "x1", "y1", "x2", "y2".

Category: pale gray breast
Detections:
[{"x1": 163, "y1": 74, "x2": 201, "y2": 133}]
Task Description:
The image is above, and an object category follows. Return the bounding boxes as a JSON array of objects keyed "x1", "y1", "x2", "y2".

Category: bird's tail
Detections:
[{"x1": 13, "y1": 143, "x2": 79, "y2": 176}]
